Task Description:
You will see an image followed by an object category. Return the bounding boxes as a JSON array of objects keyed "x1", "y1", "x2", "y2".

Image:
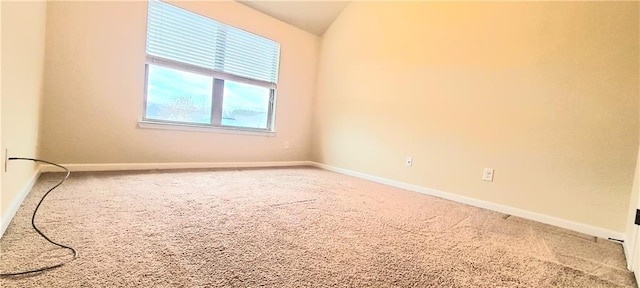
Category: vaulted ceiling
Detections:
[{"x1": 238, "y1": 1, "x2": 349, "y2": 36}]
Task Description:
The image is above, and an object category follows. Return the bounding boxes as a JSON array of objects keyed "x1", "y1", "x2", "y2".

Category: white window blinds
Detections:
[{"x1": 146, "y1": 0, "x2": 281, "y2": 85}]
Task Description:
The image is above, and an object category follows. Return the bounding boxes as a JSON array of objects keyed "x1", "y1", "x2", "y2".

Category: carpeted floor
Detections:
[{"x1": 0, "y1": 167, "x2": 636, "y2": 287}]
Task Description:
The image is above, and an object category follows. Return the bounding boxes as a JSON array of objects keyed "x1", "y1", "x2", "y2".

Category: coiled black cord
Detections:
[{"x1": 0, "y1": 158, "x2": 78, "y2": 277}]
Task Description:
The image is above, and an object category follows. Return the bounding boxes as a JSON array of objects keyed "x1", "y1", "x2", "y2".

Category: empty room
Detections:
[{"x1": 1, "y1": 0, "x2": 640, "y2": 287}]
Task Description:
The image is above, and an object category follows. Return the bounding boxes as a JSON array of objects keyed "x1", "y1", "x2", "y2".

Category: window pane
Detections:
[
  {"x1": 221, "y1": 80, "x2": 271, "y2": 129},
  {"x1": 145, "y1": 65, "x2": 213, "y2": 124}
]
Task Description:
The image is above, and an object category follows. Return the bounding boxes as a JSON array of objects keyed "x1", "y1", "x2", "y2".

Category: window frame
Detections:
[{"x1": 142, "y1": 55, "x2": 277, "y2": 133}]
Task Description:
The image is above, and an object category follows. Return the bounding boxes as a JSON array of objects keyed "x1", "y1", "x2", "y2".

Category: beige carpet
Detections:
[{"x1": 0, "y1": 167, "x2": 636, "y2": 287}]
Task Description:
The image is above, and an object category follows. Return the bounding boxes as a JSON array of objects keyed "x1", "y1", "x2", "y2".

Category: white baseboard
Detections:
[
  {"x1": 1, "y1": 166, "x2": 41, "y2": 238},
  {"x1": 623, "y1": 242, "x2": 632, "y2": 271},
  {"x1": 627, "y1": 226, "x2": 640, "y2": 276},
  {"x1": 310, "y1": 161, "x2": 626, "y2": 241},
  {"x1": 39, "y1": 161, "x2": 314, "y2": 172}
]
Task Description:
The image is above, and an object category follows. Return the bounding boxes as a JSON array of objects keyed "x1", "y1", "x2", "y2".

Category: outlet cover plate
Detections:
[{"x1": 482, "y1": 168, "x2": 494, "y2": 182}]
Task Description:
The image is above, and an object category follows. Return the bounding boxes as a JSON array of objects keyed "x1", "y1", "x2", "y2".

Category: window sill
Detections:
[{"x1": 137, "y1": 120, "x2": 276, "y2": 137}]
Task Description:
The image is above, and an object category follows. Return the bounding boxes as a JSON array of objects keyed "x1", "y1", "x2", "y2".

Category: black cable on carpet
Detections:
[{"x1": 0, "y1": 158, "x2": 78, "y2": 277}]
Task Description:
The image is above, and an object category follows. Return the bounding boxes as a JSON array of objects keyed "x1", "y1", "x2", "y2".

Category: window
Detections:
[{"x1": 144, "y1": 0, "x2": 280, "y2": 132}]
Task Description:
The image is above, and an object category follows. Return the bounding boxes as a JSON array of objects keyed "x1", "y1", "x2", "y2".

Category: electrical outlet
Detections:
[
  {"x1": 482, "y1": 168, "x2": 494, "y2": 182},
  {"x1": 284, "y1": 141, "x2": 290, "y2": 150},
  {"x1": 405, "y1": 157, "x2": 413, "y2": 167}
]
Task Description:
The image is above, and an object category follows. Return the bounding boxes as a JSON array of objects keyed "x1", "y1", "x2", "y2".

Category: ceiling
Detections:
[{"x1": 238, "y1": 1, "x2": 349, "y2": 36}]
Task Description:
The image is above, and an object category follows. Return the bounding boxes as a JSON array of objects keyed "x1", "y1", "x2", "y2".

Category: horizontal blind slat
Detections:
[{"x1": 146, "y1": 0, "x2": 280, "y2": 84}]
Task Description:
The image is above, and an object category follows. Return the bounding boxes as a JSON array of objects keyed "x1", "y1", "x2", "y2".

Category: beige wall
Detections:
[
  {"x1": 1, "y1": 1, "x2": 47, "y2": 220},
  {"x1": 626, "y1": 7, "x2": 640, "y2": 267},
  {"x1": 312, "y1": 2, "x2": 639, "y2": 232},
  {"x1": 0, "y1": 0, "x2": 3, "y2": 207},
  {"x1": 627, "y1": 147, "x2": 640, "y2": 265},
  {"x1": 40, "y1": 1, "x2": 319, "y2": 164}
]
